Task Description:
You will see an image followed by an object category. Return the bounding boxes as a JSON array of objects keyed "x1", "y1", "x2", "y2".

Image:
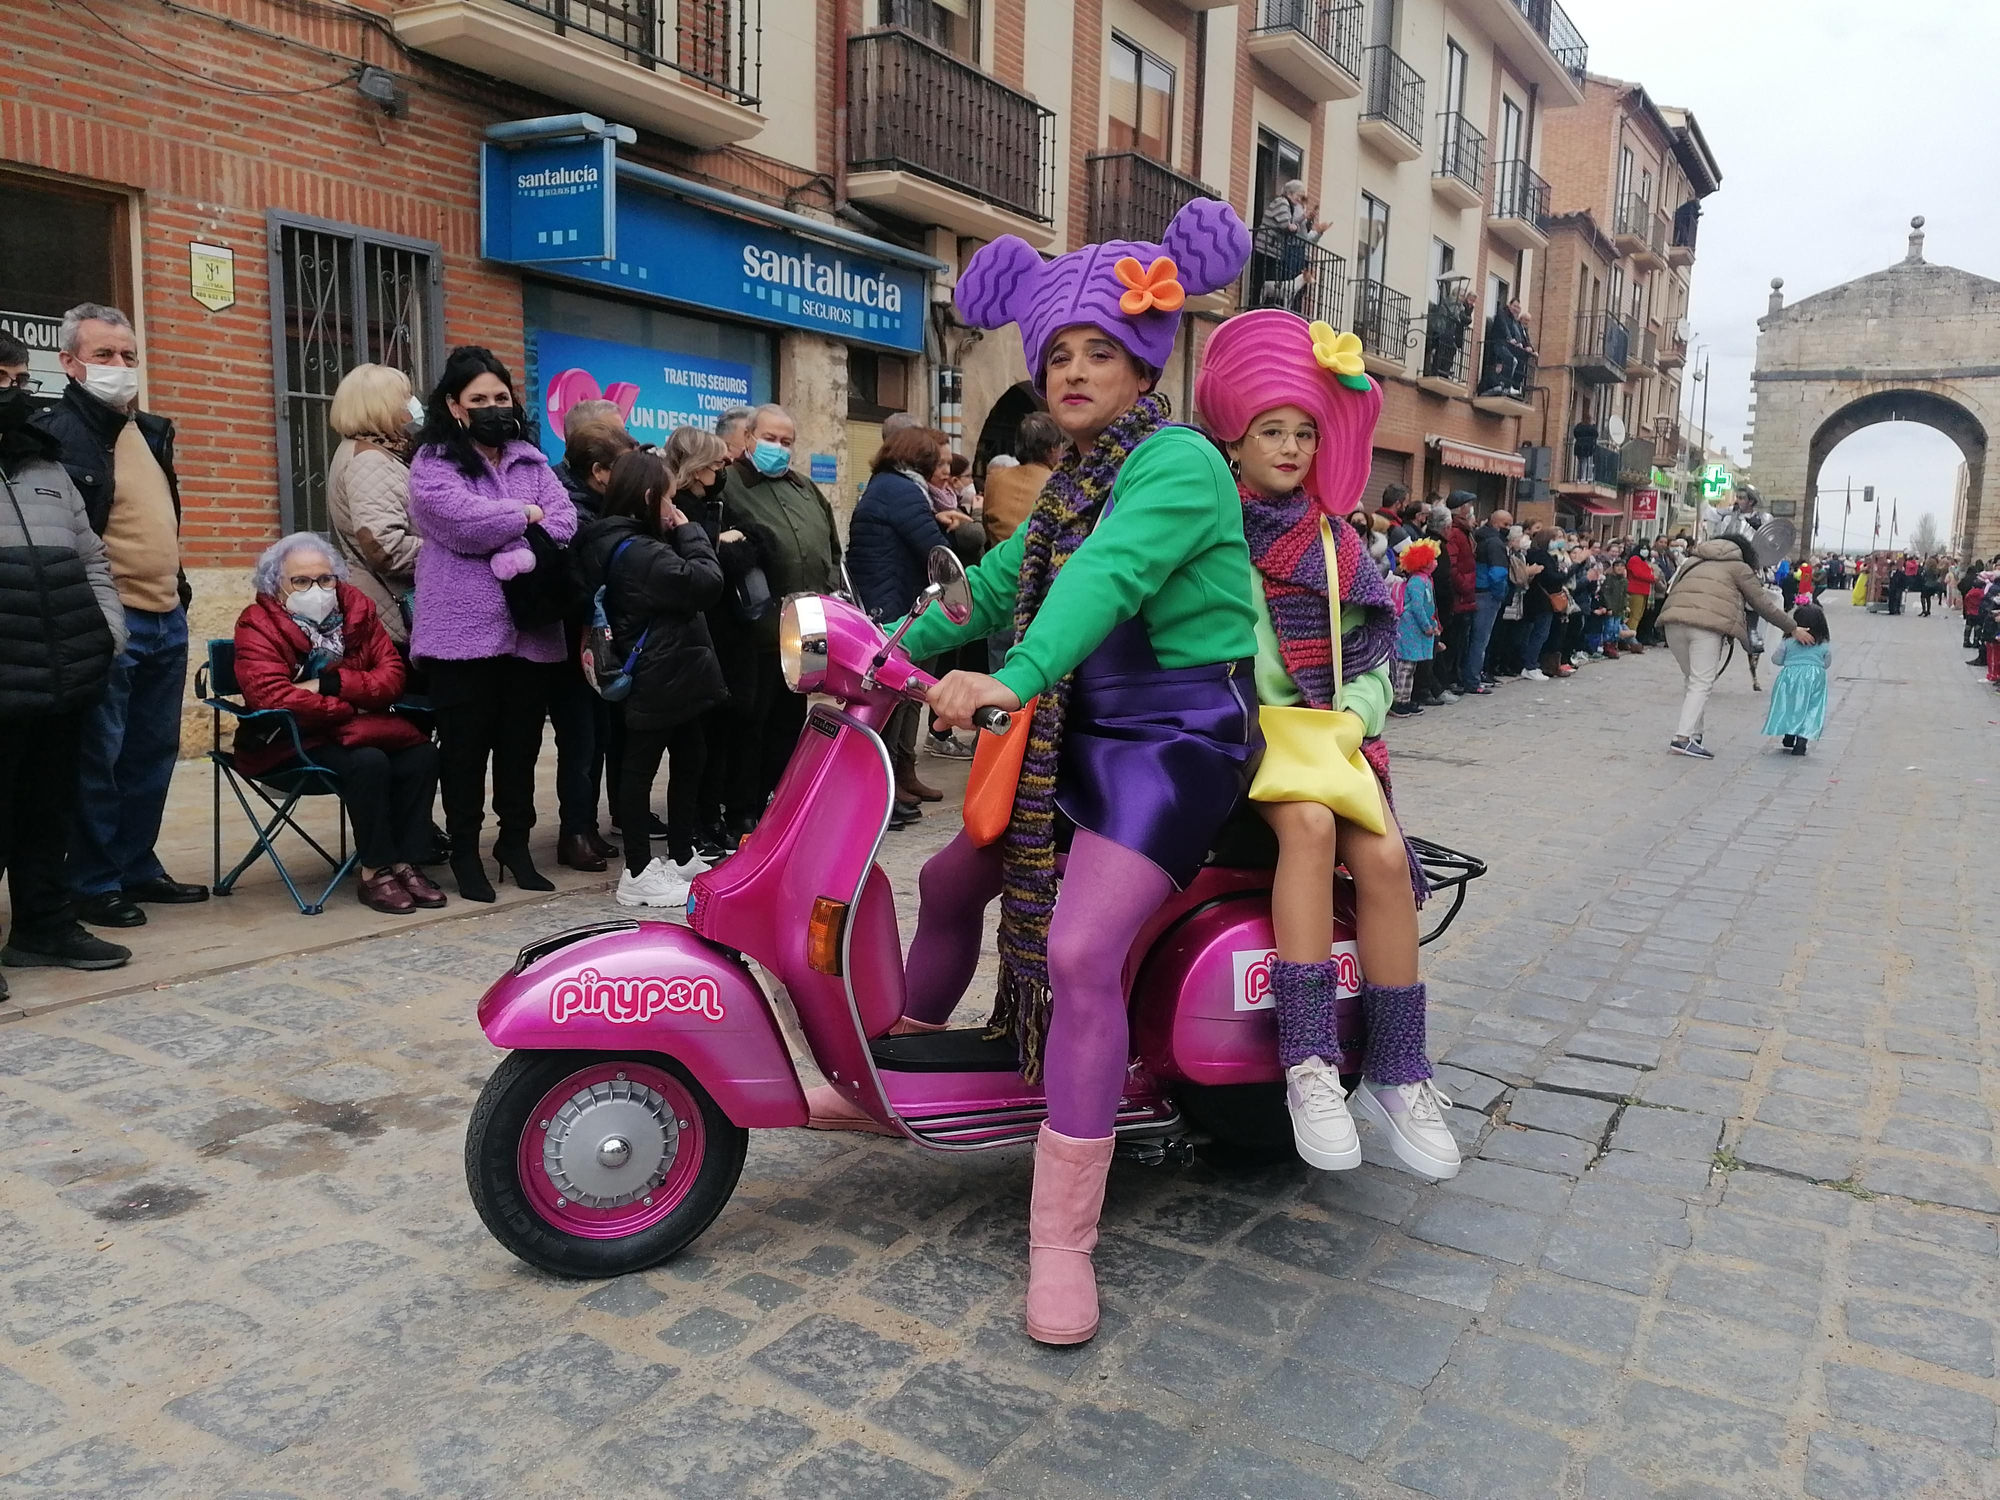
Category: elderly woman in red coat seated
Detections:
[{"x1": 232, "y1": 532, "x2": 444, "y2": 914}]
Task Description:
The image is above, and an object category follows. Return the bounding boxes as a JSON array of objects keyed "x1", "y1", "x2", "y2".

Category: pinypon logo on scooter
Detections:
[
  {"x1": 1232, "y1": 942, "x2": 1361, "y2": 1011},
  {"x1": 550, "y1": 968, "x2": 727, "y2": 1026}
]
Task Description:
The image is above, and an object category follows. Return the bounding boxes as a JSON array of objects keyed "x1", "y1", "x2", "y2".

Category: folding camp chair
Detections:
[{"x1": 195, "y1": 639, "x2": 357, "y2": 915}]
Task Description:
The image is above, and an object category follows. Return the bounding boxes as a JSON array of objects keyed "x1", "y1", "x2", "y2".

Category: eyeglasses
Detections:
[
  {"x1": 0, "y1": 373, "x2": 41, "y2": 392},
  {"x1": 1245, "y1": 427, "x2": 1320, "y2": 450},
  {"x1": 286, "y1": 573, "x2": 337, "y2": 589}
]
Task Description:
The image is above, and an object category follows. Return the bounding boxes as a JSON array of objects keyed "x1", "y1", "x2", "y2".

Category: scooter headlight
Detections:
[{"x1": 779, "y1": 595, "x2": 828, "y2": 694}]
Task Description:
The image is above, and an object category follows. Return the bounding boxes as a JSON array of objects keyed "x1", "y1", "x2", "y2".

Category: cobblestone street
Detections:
[{"x1": 2, "y1": 595, "x2": 1995, "y2": 1499}]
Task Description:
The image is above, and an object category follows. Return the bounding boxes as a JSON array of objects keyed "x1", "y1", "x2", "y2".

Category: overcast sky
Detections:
[{"x1": 1566, "y1": 0, "x2": 2000, "y2": 550}]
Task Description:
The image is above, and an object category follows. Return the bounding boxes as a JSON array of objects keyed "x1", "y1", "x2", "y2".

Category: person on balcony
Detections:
[
  {"x1": 1423, "y1": 287, "x2": 1476, "y2": 380},
  {"x1": 804, "y1": 200, "x2": 1257, "y2": 1350},
  {"x1": 1479, "y1": 298, "x2": 1534, "y2": 397},
  {"x1": 1572, "y1": 418, "x2": 1599, "y2": 484},
  {"x1": 1254, "y1": 179, "x2": 1324, "y2": 313}
]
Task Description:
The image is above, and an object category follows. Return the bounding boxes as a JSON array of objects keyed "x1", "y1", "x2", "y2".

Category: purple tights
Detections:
[{"x1": 901, "y1": 828, "x2": 1171, "y2": 1139}]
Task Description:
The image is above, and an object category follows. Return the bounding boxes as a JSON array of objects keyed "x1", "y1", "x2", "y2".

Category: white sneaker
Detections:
[
  {"x1": 1436, "y1": 690, "x2": 1461, "y2": 705},
  {"x1": 616, "y1": 859, "x2": 690, "y2": 909},
  {"x1": 1352, "y1": 1078, "x2": 1461, "y2": 1179},
  {"x1": 1285, "y1": 1057, "x2": 1362, "y2": 1171},
  {"x1": 662, "y1": 853, "x2": 711, "y2": 880},
  {"x1": 1521, "y1": 668, "x2": 1549, "y2": 681},
  {"x1": 925, "y1": 733, "x2": 976, "y2": 760}
]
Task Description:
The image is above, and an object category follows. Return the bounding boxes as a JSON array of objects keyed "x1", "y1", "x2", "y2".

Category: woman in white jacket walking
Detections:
[{"x1": 326, "y1": 364, "x2": 423, "y2": 647}]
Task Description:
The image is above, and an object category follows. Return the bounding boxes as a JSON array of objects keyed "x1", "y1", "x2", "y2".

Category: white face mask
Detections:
[
  {"x1": 79, "y1": 362, "x2": 140, "y2": 410},
  {"x1": 406, "y1": 396, "x2": 426, "y2": 422},
  {"x1": 286, "y1": 584, "x2": 338, "y2": 624}
]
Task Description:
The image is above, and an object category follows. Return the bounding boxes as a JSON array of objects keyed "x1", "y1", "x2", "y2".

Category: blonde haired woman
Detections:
[{"x1": 327, "y1": 363, "x2": 423, "y2": 646}]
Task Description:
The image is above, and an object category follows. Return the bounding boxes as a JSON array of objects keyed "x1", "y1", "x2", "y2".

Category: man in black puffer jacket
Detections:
[{"x1": 0, "y1": 382, "x2": 132, "y2": 987}]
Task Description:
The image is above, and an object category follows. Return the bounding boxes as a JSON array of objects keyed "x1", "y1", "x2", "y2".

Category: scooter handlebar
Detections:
[{"x1": 970, "y1": 705, "x2": 1011, "y2": 735}]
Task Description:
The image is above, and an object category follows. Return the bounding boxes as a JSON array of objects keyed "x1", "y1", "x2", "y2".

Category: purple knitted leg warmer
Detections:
[
  {"x1": 1361, "y1": 981, "x2": 1434, "y2": 1086},
  {"x1": 1273, "y1": 958, "x2": 1357, "y2": 1070}
]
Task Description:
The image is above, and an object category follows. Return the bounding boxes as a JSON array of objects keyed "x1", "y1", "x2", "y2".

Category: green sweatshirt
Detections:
[
  {"x1": 900, "y1": 426, "x2": 1258, "y2": 702},
  {"x1": 1251, "y1": 594, "x2": 1392, "y2": 738}
]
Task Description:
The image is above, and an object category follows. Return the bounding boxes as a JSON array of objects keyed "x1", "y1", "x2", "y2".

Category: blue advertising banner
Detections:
[
  {"x1": 527, "y1": 329, "x2": 753, "y2": 465},
  {"x1": 483, "y1": 153, "x2": 927, "y2": 354},
  {"x1": 482, "y1": 138, "x2": 616, "y2": 263}
]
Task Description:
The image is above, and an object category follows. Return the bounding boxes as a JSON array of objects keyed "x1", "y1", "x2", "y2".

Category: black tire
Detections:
[
  {"x1": 1174, "y1": 1080, "x2": 1297, "y2": 1166},
  {"x1": 465, "y1": 1050, "x2": 747, "y2": 1279}
]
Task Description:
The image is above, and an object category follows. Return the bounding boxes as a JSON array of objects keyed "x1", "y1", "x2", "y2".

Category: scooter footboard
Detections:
[{"x1": 477, "y1": 921, "x2": 807, "y2": 1127}]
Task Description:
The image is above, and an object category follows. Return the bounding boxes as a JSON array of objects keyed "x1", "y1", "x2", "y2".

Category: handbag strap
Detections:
[{"x1": 1319, "y1": 516, "x2": 1344, "y2": 713}]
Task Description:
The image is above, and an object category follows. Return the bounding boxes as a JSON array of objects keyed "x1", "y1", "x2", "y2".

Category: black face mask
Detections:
[
  {"x1": 465, "y1": 406, "x2": 522, "y2": 448},
  {"x1": 0, "y1": 386, "x2": 32, "y2": 432}
]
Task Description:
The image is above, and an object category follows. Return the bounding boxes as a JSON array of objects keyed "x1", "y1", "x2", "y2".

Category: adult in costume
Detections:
[
  {"x1": 810, "y1": 199, "x2": 1256, "y2": 1346},
  {"x1": 1195, "y1": 310, "x2": 1457, "y2": 1182}
]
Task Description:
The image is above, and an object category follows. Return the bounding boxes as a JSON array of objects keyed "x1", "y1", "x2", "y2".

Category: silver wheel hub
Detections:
[{"x1": 541, "y1": 1077, "x2": 678, "y2": 1208}]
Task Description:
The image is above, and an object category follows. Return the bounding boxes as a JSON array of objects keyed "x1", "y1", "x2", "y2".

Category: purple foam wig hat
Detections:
[
  {"x1": 955, "y1": 198, "x2": 1251, "y2": 392},
  {"x1": 1193, "y1": 308, "x2": 1384, "y2": 517}
]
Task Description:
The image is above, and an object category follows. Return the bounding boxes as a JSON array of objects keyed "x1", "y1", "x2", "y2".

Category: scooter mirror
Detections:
[{"x1": 927, "y1": 545, "x2": 973, "y2": 625}]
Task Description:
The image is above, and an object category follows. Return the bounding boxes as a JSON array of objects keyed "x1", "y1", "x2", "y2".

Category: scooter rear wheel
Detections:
[{"x1": 466, "y1": 1050, "x2": 747, "y2": 1278}]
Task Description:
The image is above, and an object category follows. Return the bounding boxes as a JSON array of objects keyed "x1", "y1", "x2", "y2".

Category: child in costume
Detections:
[
  {"x1": 1389, "y1": 538, "x2": 1441, "y2": 716},
  {"x1": 1194, "y1": 309, "x2": 1458, "y2": 1182},
  {"x1": 1762, "y1": 602, "x2": 1830, "y2": 756},
  {"x1": 805, "y1": 199, "x2": 1257, "y2": 1347}
]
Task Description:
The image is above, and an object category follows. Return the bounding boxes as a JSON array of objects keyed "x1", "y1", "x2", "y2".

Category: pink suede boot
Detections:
[{"x1": 1025, "y1": 1125, "x2": 1116, "y2": 1345}]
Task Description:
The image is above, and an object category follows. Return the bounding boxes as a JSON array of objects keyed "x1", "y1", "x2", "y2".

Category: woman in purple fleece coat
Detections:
[{"x1": 408, "y1": 346, "x2": 577, "y2": 902}]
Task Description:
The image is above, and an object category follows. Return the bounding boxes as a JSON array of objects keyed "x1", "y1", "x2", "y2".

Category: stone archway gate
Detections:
[{"x1": 1746, "y1": 218, "x2": 2000, "y2": 557}]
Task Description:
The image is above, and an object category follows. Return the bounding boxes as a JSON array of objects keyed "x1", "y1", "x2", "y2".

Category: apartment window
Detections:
[
  {"x1": 1357, "y1": 193, "x2": 1390, "y2": 283},
  {"x1": 1369, "y1": 0, "x2": 1399, "y2": 46},
  {"x1": 848, "y1": 348, "x2": 909, "y2": 420},
  {"x1": 1107, "y1": 34, "x2": 1175, "y2": 162},
  {"x1": 1430, "y1": 237, "x2": 1456, "y2": 299},
  {"x1": 1442, "y1": 39, "x2": 1467, "y2": 114},
  {"x1": 1616, "y1": 144, "x2": 1634, "y2": 204},
  {"x1": 271, "y1": 212, "x2": 441, "y2": 535},
  {"x1": 1640, "y1": 167, "x2": 1654, "y2": 210},
  {"x1": 1608, "y1": 265, "x2": 1625, "y2": 322},
  {"x1": 1498, "y1": 96, "x2": 1524, "y2": 164},
  {"x1": 1486, "y1": 271, "x2": 1509, "y2": 319},
  {"x1": 1253, "y1": 128, "x2": 1306, "y2": 222},
  {"x1": 881, "y1": 0, "x2": 979, "y2": 62}
]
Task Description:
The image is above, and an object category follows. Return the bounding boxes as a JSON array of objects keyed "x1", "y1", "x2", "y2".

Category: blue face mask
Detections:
[{"x1": 750, "y1": 440, "x2": 791, "y2": 477}]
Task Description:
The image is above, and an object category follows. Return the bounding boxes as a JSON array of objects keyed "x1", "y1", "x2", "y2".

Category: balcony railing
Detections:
[
  {"x1": 1421, "y1": 288, "x2": 1476, "y2": 385},
  {"x1": 1566, "y1": 442, "x2": 1620, "y2": 485},
  {"x1": 847, "y1": 28, "x2": 1056, "y2": 223},
  {"x1": 1637, "y1": 327, "x2": 1658, "y2": 368},
  {"x1": 1615, "y1": 191, "x2": 1651, "y2": 242},
  {"x1": 1650, "y1": 212, "x2": 1670, "y2": 262},
  {"x1": 1671, "y1": 200, "x2": 1701, "y2": 256},
  {"x1": 1491, "y1": 158, "x2": 1550, "y2": 228},
  {"x1": 1244, "y1": 231, "x2": 1347, "y2": 328},
  {"x1": 1252, "y1": 0, "x2": 1363, "y2": 80},
  {"x1": 1086, "y1": 152, "x2": 1215, "y2": 246},
  {"x1": 1362, "y1": 46, "x2": 1424, "y2": 148},
  {"x1": 1506, "y1": 0, "x2": 1588, "y2": 88},
  {"x1": 1573, "y1": 310, "x2": 1629, "y2": 377},
  {"x1": 1474, "y1": 341, "x2": 1535, "y2": 400},
  {"x1": 1435, "y1": 110, "x2": 1486, "y2": 196},
  {"x1": 498, "y1": 0, "x2": 760, "y2": 102},
  {"x1": 1352, "y1": 277, "x2": 1412, "y2": 366}
]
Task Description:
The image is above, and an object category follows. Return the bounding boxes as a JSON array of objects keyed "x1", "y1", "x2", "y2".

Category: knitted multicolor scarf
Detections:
[
  {"x1": 1239, "y1": 486, "x2": 1396, "y2": 707},
  {"x1": 989, "y1": 391, "x2": 1170, "y2": 1080}
]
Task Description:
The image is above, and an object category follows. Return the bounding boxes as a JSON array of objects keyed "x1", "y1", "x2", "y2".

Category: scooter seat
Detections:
[{"x1": 869, "y1": 1029, "x2": 1021, "y2": 1073}]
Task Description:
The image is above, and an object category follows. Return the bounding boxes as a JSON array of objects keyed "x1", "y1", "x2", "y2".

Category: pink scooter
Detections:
[{"x1": 464, "y1": 552, "x2": 1483, "y2": 1277}]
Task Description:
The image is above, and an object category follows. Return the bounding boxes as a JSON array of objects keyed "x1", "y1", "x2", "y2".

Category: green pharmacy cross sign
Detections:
[{"x1": 1698, "y1": 464, "x2": 1734, "y2": 500}]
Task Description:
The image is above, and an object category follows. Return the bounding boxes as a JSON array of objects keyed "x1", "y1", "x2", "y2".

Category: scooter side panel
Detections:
[
  {"x1": 477, "y1": 922, "x2": 807, "y2": 1127},
  {"x1": 1132, "y1": 893, "x2": 1363, "y2": 1087}
]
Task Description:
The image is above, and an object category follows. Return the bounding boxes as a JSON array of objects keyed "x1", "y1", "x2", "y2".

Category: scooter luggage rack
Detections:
[{"x1": 1408, "y1": 835, "x2": 1486, "y2": 947}]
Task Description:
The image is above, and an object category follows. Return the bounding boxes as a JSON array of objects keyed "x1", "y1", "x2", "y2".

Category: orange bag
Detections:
[{"x1": 962, "y1": 696, "x2": 1039, "y2": 847}]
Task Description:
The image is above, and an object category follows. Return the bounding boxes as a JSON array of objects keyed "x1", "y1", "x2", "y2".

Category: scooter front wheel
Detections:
[{"x1": 465, "y1": 1050, "x2": 747, "y2": 1278}]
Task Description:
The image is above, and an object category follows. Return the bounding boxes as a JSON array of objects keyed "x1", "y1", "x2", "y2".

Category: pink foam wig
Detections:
[{"x1": 1193, "y1": 309, "x2": 1383, "y2": 517}]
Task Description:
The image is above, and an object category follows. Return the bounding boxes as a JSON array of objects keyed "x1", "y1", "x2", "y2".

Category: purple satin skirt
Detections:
[{"x1": 1055, "y1": 618, "x2": 1260, "y2": 889}]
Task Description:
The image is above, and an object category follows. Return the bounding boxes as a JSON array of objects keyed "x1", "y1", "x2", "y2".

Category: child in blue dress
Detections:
[{"x1": 1763, "y1": 601, "x2": 1830, "y2": 755}]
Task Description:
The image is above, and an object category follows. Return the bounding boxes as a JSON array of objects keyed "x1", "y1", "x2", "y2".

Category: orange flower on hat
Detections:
[{"x1": 1114, "y1": 256, "x2": 1186, "y2": 315}]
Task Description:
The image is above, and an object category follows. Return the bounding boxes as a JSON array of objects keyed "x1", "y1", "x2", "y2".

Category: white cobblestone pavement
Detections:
[{"x1": 2, "y1": 595, "x2": 1995, "y2": 1499}]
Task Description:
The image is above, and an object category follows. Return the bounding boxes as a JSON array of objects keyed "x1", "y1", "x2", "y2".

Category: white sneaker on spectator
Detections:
[
  {"x1": 1436, "y1": 690, "x2": 1461, "y2": 704},
  {"x1": 663, "y1": 853, "x2": 711, "y2": 880},
  {"x1": 616, "y1": 859, "x2": 690, "y2": 908},
  {"x1": 1352, "y1": 1078, "x2": 1460, "y2": 1179},
  {"x1": 1285, "y1": 1057, "x2": 1361, "y2": 1170},
  {"x1": 1521, "y1": 667, "x2": 1549, "y2": 681}
]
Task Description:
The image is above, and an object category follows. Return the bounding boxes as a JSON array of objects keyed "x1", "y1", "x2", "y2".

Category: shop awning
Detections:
[
  {"x1": 1571, "y1": 497, "x2": 1622, "y2": 516},
  {"x1": 1428, "y1": 437, "x2": 1525, "y2": 478}
]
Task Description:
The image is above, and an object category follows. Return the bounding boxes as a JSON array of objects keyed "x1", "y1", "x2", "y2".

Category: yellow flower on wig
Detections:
[{"x1": 1308, "y1": 322, "x2": 1373, "y2": 391}]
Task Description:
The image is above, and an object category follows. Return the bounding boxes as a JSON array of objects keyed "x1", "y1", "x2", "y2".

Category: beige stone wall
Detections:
[
  {"x1": 777, "y1": 332, "x2": 853, "y2": 532},
  {"x1": 177, "y1": 564, "x2": 256, "y2": 758}
]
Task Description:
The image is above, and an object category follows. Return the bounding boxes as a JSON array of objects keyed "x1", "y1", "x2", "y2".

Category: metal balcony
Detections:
[
  {"x1": 1351, "y1": 277, "x2": 1412, "y2": 374},
  {"x1": 1504, "y1": 0, "x2": 1587, "y2": 90},
  {"x1": 1669, "y1": 201, "x2": 1700, "y2": 265},
  {"x1": 1086, "y1": 152, "x2": 1216, "y2": 246},
  {"x1": 1612, "y1": 191, "x2": 1651, "y2": 256},
  {"x1": 846, "y1": 28, "x2": 1057, "y2": 240},
  {"x1": 1572, "y1": 310, "x2": 1629, "y2": 384},
  {"x1": 1359, "y1": 46, "x2": 1424, "y2": 162},
  {"x1": 1488, "y1": 158, "x2": 1549, "y2": 250},
  {"x1": 1636, "y1": 326, "x2": 1658, "y2": 369},
  {"x1": 393, "y1": 0, "x2": 764, "y2": 146},
  {"x1": 1657, "y1": 329, "x2": 1687, "y2": 369},
  {"x1": 1471, "y1": 340, "x2": 1535, "y2": 414},
  {"x1": 1246, "y1": 0, "x2": 1363, "y2": 102},
  {"x1": 1432, "y1": 110, "x2": 1486, "y2": 210},
  {"x1": 1418, "y1": 282, "x2": 1476, "y2": 394},
  {"x1": 1241, "y1": 233, "x2": 1347, "y2": 328}
]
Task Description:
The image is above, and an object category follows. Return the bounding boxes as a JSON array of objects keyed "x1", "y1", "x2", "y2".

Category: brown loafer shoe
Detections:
[
  {"x1": 557, "y1": 832, "x2": 608, "y2": 872},
  {"x1": 394, "y1": 866, "x2": 447, "y2": 909},
  {"x1": 583, "y1": 828, "x2": 618, "y2": 860},
  {"x1": 358, "y1": 870, "x2": 417, "y2": 914},
  {"x1": 897, "y1": 769, "x2": 945, "y2": 803}
]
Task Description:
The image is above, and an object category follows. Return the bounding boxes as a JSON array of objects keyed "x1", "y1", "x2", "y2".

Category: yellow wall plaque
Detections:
[{"x1": 189, "y1": 242, "x2": 235, "y2": 312}]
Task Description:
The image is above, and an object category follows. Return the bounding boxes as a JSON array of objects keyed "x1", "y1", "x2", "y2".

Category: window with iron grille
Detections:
[{"x1": 269, "y1": 213, "x2": 442, "y2": 536}]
